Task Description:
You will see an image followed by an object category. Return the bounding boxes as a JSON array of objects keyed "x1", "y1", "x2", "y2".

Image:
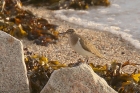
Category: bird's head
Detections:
[
  {"x1": 65, "y1": 29, "x2": 75, "y2": 34},
  {"x1": 59, "y1": 29, "x2": 75, "y2": 36}
]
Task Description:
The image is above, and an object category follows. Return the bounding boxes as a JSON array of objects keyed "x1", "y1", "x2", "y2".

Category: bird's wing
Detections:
[{"x1": 79, "y1": 35, "x2": 104, "y2": 58}]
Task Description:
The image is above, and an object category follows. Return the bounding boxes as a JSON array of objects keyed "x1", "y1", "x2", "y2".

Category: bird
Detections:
[{"x1": 64, "y1": 29, "x2": 104, "y2": 62}]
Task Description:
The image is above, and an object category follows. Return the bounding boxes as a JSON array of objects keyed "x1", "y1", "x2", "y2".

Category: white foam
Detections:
[{"x1": 54, "y1": 0, "x2": 140, "y2": 49}]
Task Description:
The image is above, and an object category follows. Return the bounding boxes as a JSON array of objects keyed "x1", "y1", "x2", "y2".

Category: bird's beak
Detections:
[{"x1": 58, "y1": 31, "x2": 68, "y2": 36}]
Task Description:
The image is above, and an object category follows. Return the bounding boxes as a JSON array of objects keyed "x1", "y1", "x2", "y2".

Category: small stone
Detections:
[{"x1": 121, "y1": 52, "x2": 125, "y2": 55}]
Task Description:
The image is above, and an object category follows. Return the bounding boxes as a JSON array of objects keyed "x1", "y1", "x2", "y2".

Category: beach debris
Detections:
[
  {"x1": 24, "y1": 48, "x2": 67, "y2": 93},
  {"x1": 89, "y1": 60, "x2": 140, "y2": 93},
  {"x1": 92, "y1": 0, "x2": 110, "y2": 6},
  {"x1": 22, "y1": 0, "x2": 110, "y2": 10},
  {"x1": 0, "y1": 0, "x2": 59, "y2": 46}
]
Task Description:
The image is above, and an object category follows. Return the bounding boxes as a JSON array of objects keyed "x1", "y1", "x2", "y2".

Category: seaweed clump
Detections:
[
  {"x1": 22, "y1": 0, "x2": 110, "y2": 10},
  {"x1": 0, "y1": 0, "x2": 59, "y2": 46},
  {"x1": 24, "y1": 48, "x2": 67, "y2": 93},
  {"x1": 89, "y1": 61, "x2": 140, "y2": 93}
]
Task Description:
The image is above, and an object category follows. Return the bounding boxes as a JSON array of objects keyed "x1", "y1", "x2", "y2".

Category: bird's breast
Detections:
[{"x1": 71, "y1": 39, "x2": 94, "y2": 57}]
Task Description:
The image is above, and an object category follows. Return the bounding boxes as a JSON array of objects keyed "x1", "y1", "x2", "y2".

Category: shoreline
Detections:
[{"x1": 22, "y1": 6, "x2": 140, "y2": 73}]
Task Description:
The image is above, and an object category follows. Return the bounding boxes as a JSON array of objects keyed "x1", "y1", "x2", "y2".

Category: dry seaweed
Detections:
[
  {"x1": 89, "y1": 61, "x2": 140, "y2": 93},
  {"x1": 0, "y1": 0, "x2": 59, "y2": 46},
  {"x1": 22, "y1": 0, "x2": 110, "y2": 10},
  {"x1": 24, "y1": 48, "x2": 67, "y2": 93}
]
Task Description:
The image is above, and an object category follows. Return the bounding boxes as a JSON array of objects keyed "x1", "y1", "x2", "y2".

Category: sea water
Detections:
[{"x1": 54, "y1": 0, "x2": 140, "y2": 49}]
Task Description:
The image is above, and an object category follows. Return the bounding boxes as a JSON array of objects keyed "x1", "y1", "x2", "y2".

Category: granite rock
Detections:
[
  {"x1": 0, "y1": 31, "x2": 30, "y2": 93},
  {"x1": 41, "y1": 63, "x2": 117, "y2": 93}
]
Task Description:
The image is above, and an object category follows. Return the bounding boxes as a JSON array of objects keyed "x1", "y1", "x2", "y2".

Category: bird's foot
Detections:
[{"x1": 85, "y1": 59, "x2": 89, "y2": 64}]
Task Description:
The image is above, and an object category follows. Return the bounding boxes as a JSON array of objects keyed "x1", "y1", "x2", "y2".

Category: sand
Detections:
[{"x1": 22, "y1": 6, "x2": 140, "y2": 73}]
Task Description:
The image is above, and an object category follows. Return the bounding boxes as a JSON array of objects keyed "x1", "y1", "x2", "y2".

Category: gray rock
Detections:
[
  {"x1": 0, "y1": 31, "x2": 30, "y2": 93},
  {"x1": 41, "y1": 63, "x2": 117, "y2": 93}
]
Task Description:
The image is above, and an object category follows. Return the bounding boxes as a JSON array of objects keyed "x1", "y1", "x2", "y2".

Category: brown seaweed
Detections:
[
  {"x1": 24, "y1": 48, "x2": 67, "y2": 93},
  {"x1": 21, "y1": 0, "x2": 110, "y2": 10},
  {"x1": 0, "y1": 0, "x2": 59, "y2": 46}
]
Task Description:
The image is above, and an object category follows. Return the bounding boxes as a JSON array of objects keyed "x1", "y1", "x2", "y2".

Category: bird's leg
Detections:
[{"x1": 85, "y1": 56, "x2": 89, "y2": 63}]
